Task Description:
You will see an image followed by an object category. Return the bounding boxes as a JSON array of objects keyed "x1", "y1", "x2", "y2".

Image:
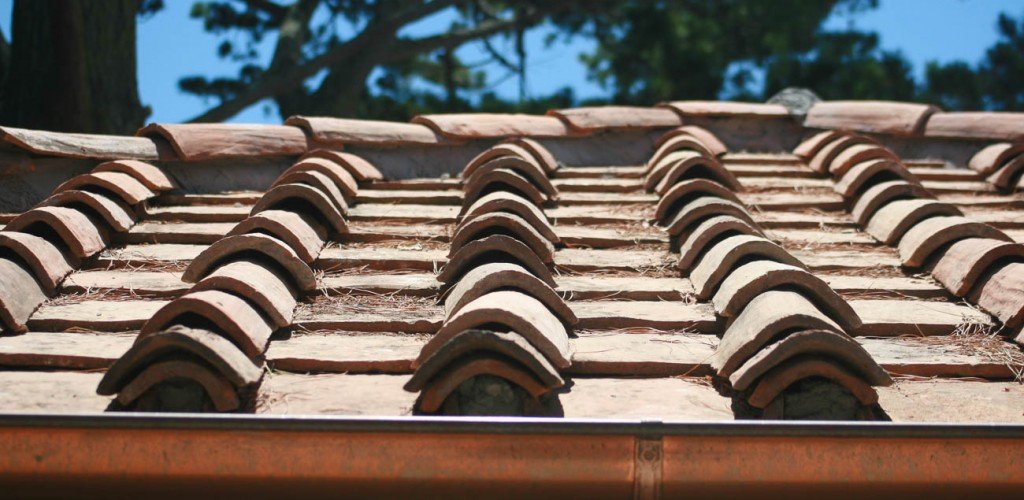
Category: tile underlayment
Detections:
[{"x1": 0, "y1": 100, "x2": 1022, "y2": 420}]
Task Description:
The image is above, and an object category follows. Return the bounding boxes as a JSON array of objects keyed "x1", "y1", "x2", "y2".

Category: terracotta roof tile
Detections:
[
  {"x1": 39, "y1": 190, "x2": 136, "y2": 233},
  {"x1": 968, "y1": 142, "x2": 1023, "y2": 175},
  {"x1": 137, "y1": 123, "x2": 309, "y2": 161},
  {"x1": 547, "y1": 106, "x2": 682, "y2": 132},
  {"x1": 923, "y1": 112, "x2": 1024, "y2": 140},
  {"x1": 805, "y1": 100, "x2": 939, "y2": 136},
  {"x1": 0, "y1": 126, "x2": 166, "y2": 160},
  {"x1": 286, "y1": 116, "x2": 443, "y2": 146},
  {"x1": 299, "y1": 150, "x2": 385, "y2": 181},
  {"x1": 660, "y1": 100, "x2": 790, "y2": 118},
  {"x1": 413, "y1": 113, "x2": 571, "y2": 139}
]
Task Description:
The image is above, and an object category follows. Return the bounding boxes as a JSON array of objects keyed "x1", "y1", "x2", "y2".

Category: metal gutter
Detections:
[{"x1": 1, "y1": 413, "x2": 1022, "y2": 498}]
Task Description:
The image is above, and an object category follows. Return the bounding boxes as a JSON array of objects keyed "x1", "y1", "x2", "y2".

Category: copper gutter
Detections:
[{"x1": 1, "y1": 413, "x2": 1022, "y2": 498}]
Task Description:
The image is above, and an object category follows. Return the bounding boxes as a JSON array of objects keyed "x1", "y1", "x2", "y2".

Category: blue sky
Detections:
[{"x1": 0, "y1": 0, "x2": 1020, "y2": 124}]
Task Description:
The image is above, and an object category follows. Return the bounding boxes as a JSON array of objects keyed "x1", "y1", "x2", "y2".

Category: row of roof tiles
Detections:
[{"x1": 1, "y1": 100, "x2": 1021, "y2": 163}]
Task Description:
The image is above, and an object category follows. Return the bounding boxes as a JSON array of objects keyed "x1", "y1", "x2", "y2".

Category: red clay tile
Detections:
[
  {"x1": 850, "y1": 180, "x2": 933, "y2": 226},
  {"x1": 804, "y1": 100, "x2": 939, "y2": 136},
  {"x1": 661, "y1": 101, "x2": 789, "y2": 118},
  {"x1": 250, "y1": 183, "x2": 349, "y2": 236},
  {"x1": 449, "y1": 212, "x2": 556, "y2": 264},
  {"x1": 286, "y1": 116, "x2": 442, "y2": 146},
  {"x1": 676, "y1": 215, "x2": 765, "y2": 270},
  {"x1": 412, "y1": 113, "x2": 570, "y2": 139},
  {"x1": 968, "y1": 262, "x2": 1024, "y2": 331},
  {"x1": 270, "y1": 169, "x2": 350, "y2": 215},
  {"x1": 181, "y1": 233, "x2": 317, "y2": 293},
  {"x1": 116, "y1": 359, "x2": 242, "y2": 412},
  {"x1": 5, "y1": 206, "x2": 107, "y2": 259},
  {"x1": 865, "y1": 199, "x2": 962, "y2": 245},
  {"x1": 792, "y1": 130, "x2": 844, "y2": 159},
  {"x1": 415, "y1": 355, "x2": 553, "y2": 414},
  {"x1": 226, "y1": 210, "x2": 326, "y2": 264},
  {"x1": 808, "y1": 134, "x2": 876, "y2": 173},
  {"x1": 666, "y1": 126, "x2": 729, "y2": 156},
  {"x1": 438, "y1": 235, "x2": 555, "y2": 288},
  {"x1": 192, "y1": 259, "x2": 298, "y2": 328},
  {"x1": 277, "y1": 157, "x2": 359, "y2": 201},
  {"x1": 39, "y1": 190, "x2": 136, "y2": 233},
  {"x1": 711, "y1": 260, "x2": 863, "y2": 332},
  {"x1": 833, "y1": 159, "x2": 918, "y2": 198},
  {"x1": 664, "y1": 197, "x2": 757, "y2": 239},
  {"x1": 985, "y1": 154, "x2": 1024, "y2": 190},
  {"x1": 650, "y1": 154, "x2": 740, "y2": 195},
  {"x1": 462, "y1": 144, "x2": 545, "y2": 179},
  {"x1": 462, "y1": 168, "x2": 548, "y2": 208},
  {"x1": 548, "y1": 106, "x2": 681, "y2": 132},
  {"x1": 503, "y1": 138, "x2": 560, "y2": 173},
  {"x1": 300, "y1": 150, "x2": 384, "y2": 182},
  {"x1": 138, "y1": 123, "x2": 308, "y2": 161},
  {"x1": 968, "y1": 142, "x2": 1023, "y2": 175},
  {"x1": 923, "y1": 112, "x2": 1024, "y2": 140},
  {"x1": 459, "y1": 192, "x2": 558, "y2": 245},
  {"x1": 827, "y1": 143, "x2": 899, "y2": 177},
  {"x1": 0, "y1": 232, "x2": 73, "y2": 294},
  {"x1": 931, "y1": 238, "x2": 1024, "y2": 296},
  {"x1": 54, "y1": 171, "x2": 156, "y2": 205},
  {"x1": 0, "y1": 257, "x2": 48, "y2": 333},
  {"x1": 0, "y1": 126, "x2": 164, "y2": 160},
  {"x1": 689, "y1": 235, "x2": 806, "y2": 299},
  {"x1": 710, "y1": 290, "x2": 843, "y2": 377},
  {"x1": 443, "y1": 262, "x2": 577, "y2": 328},
  {"x1": 97, "y1": 325, "x2": 262, "y2": 396},
  {"x1": 745, "y1": 355, "x2": 879, "y2": 408},
  {"x1": 897, "y1": 215, "x2": 1012, "y2": 267},
  {"x1": 464, "y1": 155, "x2": 558, "y2": 199},
  {"x1": 93, "y1": 160, "x2": 174, "y2": 191},
  {"x1": 424, "y1": 290, "x2": 570, "y2": 368},
  {"x1": 139, "y1": 289, "x2": 274, "y2": 359},
  {"x1": 405, "y1": 329, "x2": 563, "y2": 391},
  {"x1": 655, "y1": 179, "x2": 744, "y2": 226},
  {"x1": 729, "y1": 329, "x2": 891, "y2": 391},
  {"x1": 646, "y1": 135, "x2": 718, "y2": 173}
]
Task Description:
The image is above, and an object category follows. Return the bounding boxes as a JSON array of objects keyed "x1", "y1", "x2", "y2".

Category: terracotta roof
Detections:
[{"x1": 0, "y1": 99, "x2": 1022, "y2": 426}]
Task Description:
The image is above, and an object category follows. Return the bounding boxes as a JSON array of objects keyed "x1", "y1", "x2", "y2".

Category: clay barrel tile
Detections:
[
  {"x1": 968, "y1": 142, "x2": 1024, "y2": 175},
  {"x1": 547, "y1": 106, "x2": 682, "y2": 132},
  {"x1": 968, "y1": 262, "x2": 1024, "y2": 331},
  {"x1": 850, "y1": 180, "x2": 934, "y2": 226},
  {"x1": 448, "y1": 212, "x2": 556, "y2": 264},
  {"x1": 226, "y1": 210, "x2": 326, "y2": 264},
  {"x1": 711, "y1": 260, "x2": 863, "y2": 332},
  {"x1": 676, "y1": 126, "x2": 729, "y2": 155},
  {"x1": 923, "y1": 112, "x2": 1024, "y2": 140},
  {"x1": 710, "y1": 290, "x2": 842, "y2": 377},
  {"x1": 689, "y1": 234, "x2": 806, "y2": 299},
  {"x1": 97, "y1": 325, "x2": 263, "y2": 395},
  {"x1": 660, "y1": 101, "x2": 790, "y2": 118},
  {"x1": 412, "y1": 113, "x2": 571, "y2": 139},
  {"x1": 39, "y1": 190, "x2": 136, "y2": 233},
  {"x1": 277, "y1": 157, "x2": 359, "y2": 201},
  {"x1": 0, "y1": 126, "x2": 165, "y2": 160},
  {"x1": 53, "y1": 171, "x2": 156, "y2": 206},
  {"x1": 459, "y1": 191, "x2": 559, "y2": 245},
  {"x1": 250, "y1": 183, "x2": 349, "y2": 236},
  {"x1": 827, "y1": 143, "x2": 899, "y2": 177},
  {"x1": 443, "y1": 263, "x2": 577, "y2": 328},
  {"x1": 192, "y1": 259, "x2": 299, "y2": 329},
  {"x1": 437, "y1": 235, "x2": 555, "y2": 288},
  {"x1": 181, "y1": 233, "x2": 317, "y2": 292},
  {"x1": 286, "y1": 116, "x2": 442, "y2": 147},
  {"x1": 834, "y1": 159, "x2": 918, "y2": 199},
  {"x1": 0, "y1": 232, "x2": 73, "y2": 294},
  {"x1": 139, "y1": 289, "x2": 275, "y2": 359},
  {"x1": 93, "y1": 160, "x2": 174, "y2": 191},
  {"x1": 415, "y1": 355, "x2": 554, "y2": 414},
  {"x1": 0, "y1": 258, "x2": 48, "y2": 334},
  {"x1": 931, "y1": 238, "x2": 1024, "y2": 297},
  {"x1": 645, "y1": 150, "x2": 726, "y2": 191},
  {"x1": 116, "y1": 359, "x2": 242, "y2": 412},
  {"x1": 986, "y1": 154, "x2": 1024, "y2": 190},
  {"x1": 655, "y1": 179, "x2": 745, "y2": 227},
  {"x1": 501, "y1": 137, "x2": 560, "y2": 173},
  {"x1": 464, "y1": 156, "x2": 558, "y2": 199},
  {"x1": 652, "y1": 154, "x2": 742, "y2": 195},
  {"x1": 269, "y1": 169, "x2": 350, "y2": 216},
  {"x1": 665, "y1": 197, "x2": 757, "y2": 239},
  {"x1": 729, "y1": 330, "x2": 891, "y2": 391},
  {"x1": 676, "y1": 215, "x2": 765, "y2": 271},
  {"x1": 138, "y1": 123, "x2": 308, "y2": 161},
  {"x1": 300, "y1": 149, "x2": 384, "y2": 182},
  {"x1": 745, "y1": 355, "x2": 880, "y2": 409},
  {"x1": 462, "y1": 144, "x2": 544, "y2": 179},
  {"x1": 808, "y1": 134, "x2": 876, "y2": 173},
  {"x1": 405, "y1": 329, "x2": 563, "y2": 391},
  {"x1": 865, "y1": 199, "x2": 962, "y2": 245},
  {"x1": 422, "y1": 290, "x2": 571, "y2": 369},
  {"x1": 804, "y1": 100, "x2": 939, "y2": 136},
  {"x1": 5, "y1": 206, "x2": 107, "y2": 259},
  {"x1": 646, "y1": 135, "x2": 717, "y2": 174},
  {"x1": 461, "y1": 168, "x2": 548, "y2": 208},
  {"x1": 897, "y1": 215, "x2": 1012, "y2": 268},
  {"x1": 792, "y1": 130, "x2": 845, "y2": 159}
]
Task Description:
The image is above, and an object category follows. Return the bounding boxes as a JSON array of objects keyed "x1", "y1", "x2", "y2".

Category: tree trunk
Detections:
[{"x1": 1, "y1": 0, "x2": 147, "y2": 134}]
